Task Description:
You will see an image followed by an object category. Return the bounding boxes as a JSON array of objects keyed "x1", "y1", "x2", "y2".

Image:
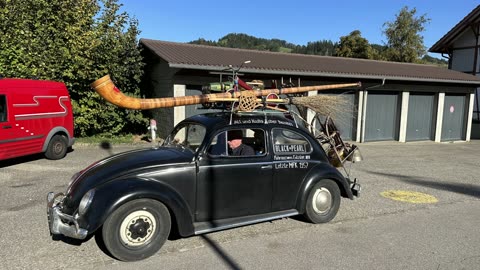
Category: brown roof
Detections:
[
  {"x1": 141, "y1": 39, "x2": 480, "y2": 85},
  {"x1": 429, "y1": 5, "x2": 480, "y2": 54}
]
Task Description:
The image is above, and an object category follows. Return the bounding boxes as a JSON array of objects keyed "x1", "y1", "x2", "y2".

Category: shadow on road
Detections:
[
  {"x1": 0, "y1": 153, "x2": 45, "y2": 168},
  {"x1": 367, "y1": 171, "x2": 480, "y2": 199},
  {"x1": 52, "y1": 232, "x2": 95, "y2": 246},
  {"x1": 201, "y1": 235, "x2": 242, "y2": 270}
]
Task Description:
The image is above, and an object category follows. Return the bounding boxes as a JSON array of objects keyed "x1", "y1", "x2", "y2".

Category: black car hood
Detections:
[{"x1": 66, "y1": 146, "x2": 194, "y2": 201}]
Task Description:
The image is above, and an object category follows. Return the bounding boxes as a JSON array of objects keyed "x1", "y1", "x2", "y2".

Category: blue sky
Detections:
[{"x1": 120, "y1": 0, "x2": 478, "y2": 55}]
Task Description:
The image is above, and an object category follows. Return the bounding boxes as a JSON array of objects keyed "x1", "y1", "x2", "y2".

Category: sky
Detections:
[{"x1": 119, "y1": 0, "x2": 479, "y2": 56}]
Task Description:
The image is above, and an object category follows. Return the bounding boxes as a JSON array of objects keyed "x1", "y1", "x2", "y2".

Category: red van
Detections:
[{"x1": 0, "y1": 78, "x2": 75, "y2": 161}]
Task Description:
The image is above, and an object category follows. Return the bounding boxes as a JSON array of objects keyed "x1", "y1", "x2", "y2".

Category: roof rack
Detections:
[{"x1": 227, "y1": 100, "x2": 304, "y2": 129}]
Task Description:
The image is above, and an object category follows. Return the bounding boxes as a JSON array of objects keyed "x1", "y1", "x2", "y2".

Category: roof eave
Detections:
[
  {"x1": 169, "y1": 63, "x2": 480, "y2": 86},
  {"x1": 429, "y1": 5, "x2": 480, "y2": 53}
]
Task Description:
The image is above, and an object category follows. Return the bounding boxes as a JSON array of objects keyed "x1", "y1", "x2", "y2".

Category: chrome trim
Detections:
[
  {"x1": 201, "y1": 161, "x2": 273, "y2": 169},
  {"x1": 47, "y1": 192, "x2": 88, "y2": 240}
]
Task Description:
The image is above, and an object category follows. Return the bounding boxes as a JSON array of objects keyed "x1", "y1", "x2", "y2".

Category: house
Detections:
[
  {"x1": 429, "y1": 4, "x2": 480, "y2": 139},
  {"x1": 140, "y1": 38, "x2": 480, "y2": 142}
]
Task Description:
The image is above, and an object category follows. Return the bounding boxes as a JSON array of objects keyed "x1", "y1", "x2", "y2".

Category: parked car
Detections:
[
  {"x1": 0, "y1": 78, "x2": 74, "y2": 161},
  {"x1": 47, "y1": 111, "x2": 360, "y2": 261}
]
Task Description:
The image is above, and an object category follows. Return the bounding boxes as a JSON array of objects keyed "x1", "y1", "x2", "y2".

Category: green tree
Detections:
[
  {"x1": 191, "y1": 33, "x2": 337, "y2": 56},
  {"x1": 0, "y1": 0, "x2": 147, "y2": 137},
  {"x1": 294, "y1": 40, "x2": 336, "y2": 56},
  {"x1": 335, "y1": 30, "x2": 374, "y2": 59},
  {"x1": 382, "y1": 6, "x2": 430, "y2": 63},
  {"x1": 421, "y1": 54, "x2": 448, "y2": 67},
  {"x1": 75, "y1": 0, "x2": 147, "y2": 137}
]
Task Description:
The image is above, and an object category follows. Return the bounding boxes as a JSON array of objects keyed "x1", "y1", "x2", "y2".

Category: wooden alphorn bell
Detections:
[{"x1": 91, "y1": 75, "x2": 361, "y2": 110}]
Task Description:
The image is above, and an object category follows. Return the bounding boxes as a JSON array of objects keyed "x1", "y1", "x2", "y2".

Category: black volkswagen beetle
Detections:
[{"x1": 47, "y1": 111, "x2": 361, "y2": 261}]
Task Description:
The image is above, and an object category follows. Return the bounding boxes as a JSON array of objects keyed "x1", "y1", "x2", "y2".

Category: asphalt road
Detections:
[{"x1": 0, "y1": 141, "x2": 479, "y2": 270}]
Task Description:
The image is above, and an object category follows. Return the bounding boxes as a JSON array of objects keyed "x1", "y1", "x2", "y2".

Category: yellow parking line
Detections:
[{"x1": 380, "y1": 190, "x2": 438, "y2": 204}]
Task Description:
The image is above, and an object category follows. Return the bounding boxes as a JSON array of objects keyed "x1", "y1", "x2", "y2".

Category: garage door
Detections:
[
  {"x1": 335, "y1": 93, "x2": 356, "y2": 141},
  {"x1": 365, "y1": 92, "x2": 399, "y2": 141},
  {"x1": 406, "y1": 93, "x2": 435, "y2": 141},
  {"x1": 442, "y1": 94, "x2": 466, "y2": 141},
  {"x1": 316, "y1": 92, "x2": 357, "y2": 141}
]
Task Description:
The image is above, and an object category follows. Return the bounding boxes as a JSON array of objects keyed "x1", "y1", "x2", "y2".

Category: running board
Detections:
[{"x1": 193, "y1": 209, "x2": 299, "y2": 235}]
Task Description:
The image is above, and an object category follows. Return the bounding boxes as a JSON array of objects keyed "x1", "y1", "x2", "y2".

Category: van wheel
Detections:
[
  {"x1": 102, "y1": 199, "x2": 171, "y2": 262},
  {"x1": 45, "y1": 135, "x2": 68, "y2": 160},
  {"x1": 303, "y1": 179, "x2": 341, "y2": 224}
]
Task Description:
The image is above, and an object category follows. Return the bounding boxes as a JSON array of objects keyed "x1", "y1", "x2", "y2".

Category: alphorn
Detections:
[{"x1": 91, "y1": 75, "x2": 361, "y2": 110}]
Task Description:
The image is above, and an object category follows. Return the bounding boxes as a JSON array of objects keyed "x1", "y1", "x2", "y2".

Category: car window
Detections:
[
  {"x1": 207, "y1": 128, "x2": 266, "y2": 157},
  {"x1": 164, "y1": 123, "x2": 206, "y2": 153},
  {"x1": 272, "y1": 128, "x2": 312, "y2": 154},
  {"x1": 0, "y1": 95, "x2": 6, "y2": 122}
]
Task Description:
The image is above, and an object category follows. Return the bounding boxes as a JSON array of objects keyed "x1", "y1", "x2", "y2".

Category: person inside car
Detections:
[{"x1": 227, "y1": 129, "x2": 255, "y2": 156}]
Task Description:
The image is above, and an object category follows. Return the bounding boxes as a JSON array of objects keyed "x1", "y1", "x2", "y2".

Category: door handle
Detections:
[
  {"x1": 2, "y1": 125, "x2": 12, "y2": 129},
  {"x1": 261, "y1": 165, "x2": 272, "y2": 169}
]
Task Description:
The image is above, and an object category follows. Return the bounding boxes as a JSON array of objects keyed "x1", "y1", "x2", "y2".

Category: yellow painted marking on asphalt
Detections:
[{"x1": 380, "y1": 190, "x2": 438, "y2": 204}]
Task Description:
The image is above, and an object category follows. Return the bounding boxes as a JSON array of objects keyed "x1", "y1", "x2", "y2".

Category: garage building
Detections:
[{"x1": 139, "y1": 39, "x2": 480, "y2": 142}]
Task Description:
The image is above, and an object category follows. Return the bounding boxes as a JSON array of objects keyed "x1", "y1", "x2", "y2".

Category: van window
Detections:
[{"x1": 0, "y1": 95, "x2": 6, "y2": 122}]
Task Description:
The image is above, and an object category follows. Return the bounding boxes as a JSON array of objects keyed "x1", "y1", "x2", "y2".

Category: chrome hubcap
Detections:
[
  {"x1": 119, "y1": 210, "x2": 156, "y2": 246},
  {"x1": 312, "y1": 187, "x2": 332, "y2": 214}
]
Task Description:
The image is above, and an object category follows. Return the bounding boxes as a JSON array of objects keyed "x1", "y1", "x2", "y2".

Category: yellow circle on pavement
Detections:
[{"x1": 380, "y1": 190, "x2": 438, "y2": 204}]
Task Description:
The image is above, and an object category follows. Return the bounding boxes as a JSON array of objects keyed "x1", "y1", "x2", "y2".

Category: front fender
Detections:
[
  {"x1": 295, "y1": 163, "x2": 353, "y2": 213},
  {"x1": 78, "y1": 178, "x2": 195, "y2": 237}
]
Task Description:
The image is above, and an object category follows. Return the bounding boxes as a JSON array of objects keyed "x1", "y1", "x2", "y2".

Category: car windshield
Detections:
[{"x1": 163, "y1": 123, "x2": 206, "y2": 153}]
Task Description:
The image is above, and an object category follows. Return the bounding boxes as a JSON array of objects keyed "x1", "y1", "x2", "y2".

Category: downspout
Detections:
[
  {"x1": 441, "y1": 52, "x2": 452, "y2": 69},
  {"x1": 366, "y1": 78, "x2": 386, "y2": 90}
]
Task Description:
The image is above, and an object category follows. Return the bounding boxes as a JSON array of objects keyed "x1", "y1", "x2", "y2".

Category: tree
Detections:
[
  {"x1": 74, "y1": 0, "x2": 147, "y2": 137},
  {"x1": 382, "y1": 6, "x2": 430, "y2": 63},
  {"x1": 0, "y1": 0, "x2": 147, "y2": 137},
  {"x1": 295, "y1": 40, "x2": 336, "y2": 56},
  {"x1": 335, "y1": 30, "x2": 374, "y2": 59}
]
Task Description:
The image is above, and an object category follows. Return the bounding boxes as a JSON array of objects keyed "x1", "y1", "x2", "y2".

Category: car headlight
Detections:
[{"x1": 78, "y1": 189, "x2": 95, "y2": 216}]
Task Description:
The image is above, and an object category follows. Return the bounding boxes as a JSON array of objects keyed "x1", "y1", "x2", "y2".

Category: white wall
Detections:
[
  {"x1": 453, "y1": 29, "x2": 478, "y2": 47},
  {"x1": 451, "y1": 28, "x2": 480, "y2": 73},
  {"x1": 451, "y1": 48, "x2": 477, "y2": 72}
]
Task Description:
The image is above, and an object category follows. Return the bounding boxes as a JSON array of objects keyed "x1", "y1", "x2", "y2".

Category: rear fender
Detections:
[
  {"x1": 78, "y1": 178, "x2": 195, "y2": 237},
  {"x1": 42, "y1": 126, "x2": 74, "y2": 152},
  {"x1": 295, "y1": 163, "x2": 353, "y2": 213}
]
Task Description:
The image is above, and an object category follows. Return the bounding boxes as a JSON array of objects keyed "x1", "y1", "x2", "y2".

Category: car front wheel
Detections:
[
  {"x1": 304, "y1": 179, "x2": 341, "y2": 224},
  {"x1": 102, "y1": 199, "x2": 171, "y2": 261}
]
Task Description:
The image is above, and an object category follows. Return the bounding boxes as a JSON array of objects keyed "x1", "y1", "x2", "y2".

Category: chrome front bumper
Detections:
[{"x1": 47, "y1": 192, "x2": 88, "y2": 240}]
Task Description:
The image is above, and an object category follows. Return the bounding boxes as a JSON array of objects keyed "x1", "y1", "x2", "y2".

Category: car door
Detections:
[
  {"x1": 195, "y1": 127, "x2": 272, "y2": 221},
  {"x1": 271, "y1": 127, "x2": 314, "y2": 211},
  {"x1": 0, "y1": 93, "x2": 19, "y2": 160}
]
